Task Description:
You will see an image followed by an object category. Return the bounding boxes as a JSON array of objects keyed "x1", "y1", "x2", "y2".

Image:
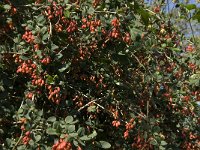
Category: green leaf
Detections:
[
  {"x1": 77, "y1": 127, "x2": 85, "y2": 135},
  {"x1": 68, "y1": 132, "x2": 78, "y2": 137},
  {"x1": 79, "y1": 135, "x2": 91, "y2": 141},
  {"x1": 42, "y1": 33, "x2": 49, "y2": 41},
  {"x1": 15, "y1": 145, "x2": 26, "y2": 150},
  {"x1": 56, "y1": 53, "x2": 63, "y2": 59},
  {"x1": 51, "y1": 43, "x2": 59, "y2": 51},
  {"x1": 34, "y1": 36, "x2": 41, "y2": 44},
  {"x1": 99, "y1": 141, "x2": 111, "y2": 149},
  {"x1": 88, "y1": 130, "x2": 97, "y2": 138},
  {"x1": 37, "y1": 110, "x2": 43, "y2": 116},
  {"x1": 129, "y1": 27, "x2": 142, "y2": 41},
  {"x1": 64, "y1": 9, "x2": 70, "y2": 18},
  {"x1": 59, "y1": 62, "x2": 71, "y2": 72},
  {"x1": 159, "y1": 146, "x2": 165, "y2": 150},
  {"x1": 46, "y1": 75, "x2": 54, "y2": 84},
  {"x1": 153, "y1": 126, "x2": 160, "y2": 133},
  {"x1": 150, "y1": 139, "x2": 158, "y2": 146},
  {"x1": 47, "y1": 116, "x2": 56, "y2": 122},
  {"x1": 0, "y1": 129, "x2": 4, "y2": 134},
  {"x1": 65, "y1": 116, "x2": 73, "y2": 123},
  {"x1": 64, "y1": 0, "x2": 69, "y2": 4},
  {"x1": 68, "y1": 125, "x2": 75, "y2": 133},
  {"x1": 36, "y1": 50, "x2": 42, "y2": 58},
  {"x1": 184, "y1": 4, "x2": 196, "y2": 10},
  {"x1": 3, "y1": 4, "x2": 11, "y2": 10},
  {"x1": 29, "y1": 139, "x2": 34, "y2": 146},
  {"x1": 161, "y1": 43, "x2": 167, "y2": 48},
  {"x1": 87, "y1": 105, "x2": 96, "y2": 112},
  {"x1": 41, "y1": 26, "x2": 47, "y2": 34},
  {"x1": 26, "y1": 24, "x2": 33, "y2": 30},
  {"x1": 53, "y1": 121, "x2": 60, "y2": 129},
  {"x1": 171, "y1": 47, "x2": 181, "y2": 52},
  {"x1": 88, "y1": 7, "x2": 95, "y2": 14},
  {"x1": 36, "y1": 15, "x2": 45, "y2": 23},
  {"x1": 60, "y1": 134, "x2": 66, "y2": 138},
  {"x1": 73, "y1": 140, "x2": 79, "y2": 146},
  {"x1": 160, "y1": 141, "x2": 167, "y2": 146},
  {"x1": 46, "y1": 128, "x2": 58, "y2": 135},
  {"x1": 34, "y1": 135, "x2": 41, "y2": 142},
  {"x1": 19, "y1": 55, "x2": 29, "y2": 60},
  {"x1": 138, "y1": 8, "x2": 150, "y2": 26},
  {"x1": 192, "y1": 9, "x2": 200, "y2": 22},
  {"x1": 114, "y1": 81, "x2": 123, "y2": 86}
]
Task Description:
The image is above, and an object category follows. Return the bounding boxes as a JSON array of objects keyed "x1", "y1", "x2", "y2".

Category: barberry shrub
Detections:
[{"x1": 0, "y1": 0, "x2": 199, "y2": 149}]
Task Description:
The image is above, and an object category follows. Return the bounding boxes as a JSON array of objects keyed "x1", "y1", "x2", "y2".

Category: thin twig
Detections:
[
  {"x1": 93, "y1": 101, "x2": 105, "y2": 110},
  {"x1": 132, "y1": 53, "x2": 146, "y2": 71},
  {"x1": 145, "y1": 8, "x2": 161, "y2": 19},
  {"x1": 78, "y1": 99, "x2": 98, "y2": 112},
  {"x1": 12, "y1": 131, "x2": 24, "y2": 150},
  {"x1": 188, "y1": 13, "x2": 196, "y2": 46},
  {"x1": 0, "y1": 31, "x2": 14, "y2": 41}
]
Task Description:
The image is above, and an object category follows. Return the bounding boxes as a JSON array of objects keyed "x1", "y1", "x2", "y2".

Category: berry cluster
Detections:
[
  {"x1": 22, "y1": 30, "x2": 34, "y2": 43},
  {"x1": 26, "y1": 92, "x2": 34, "y2": 100},
  {"x1": 123, "y1": 32, "x2": 131, "y2": 44},
  {"x1": 46, "y1": 2, "x2": 63, "y2": 20},
  {"x1": 47, "y1": 85, "x2": 61, "y2": 104},
  {"x1": 111, "y1": 18, "x2": 120, "y2": 27},
  {"x1": 22, "y1": 131, "x2": 31, "y2": 145},
  {"x1": 15, "y1": 53, "x2": 62, "y2": 104},
  {"x1": 123, "y1": 118, "x2": 134, "y2": 139},
  {"x1": 112, "y1": 120, "x2": 121, "y2": 128},
  {"x1": 73, "y1": 95, "x2": 84, "y2": 107},
  {"x1": 52, "y1": 138, "x2": 72, "y2": 150},
  {"x1": 16, "y1": 59, "x2": 36, "y2": 75},
  {"x1": 81, "y1": 16, "x2": 101, "y2": 33},
  {"x1": 41, "y1": 56, "x2": 51, "y2": 65},
  {"x1": 66, "y1": 20, "x2": 77, "y2": 33},
  {"x1": 32, "y1": 76, "x2": 45, "y2": 87},
  {"x1": 92, "y1": 0, "x2": 101, "y2": 7},
  {"x1": 108, "y1": 18, "x2": 126, "y2": 40},
  {"x1": 186, "y1": 44, "x2": 195, "y2": 52},
  {"x1": 18, "y1": 117, "x2": 27, "y2": 131},
  {"x1": 109, "y1": 27, "x2": 120, "y2": 39},
  {"x1": 45, "y1": 3, "x2": 78, "y2": 33},
  {"x1": 15, "y1": 56, "x2": 45, "y2": 87},
  {"x1": 55, "y1": 23, "x2": 63, "y2": 32}
]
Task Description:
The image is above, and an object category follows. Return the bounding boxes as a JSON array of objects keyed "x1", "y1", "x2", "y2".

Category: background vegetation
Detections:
[{"x1": 0, "y1": 0, "x2": 199, "y2": 149}]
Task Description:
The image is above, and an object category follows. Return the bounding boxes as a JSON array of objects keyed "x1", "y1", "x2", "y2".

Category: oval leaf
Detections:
[
  {"x1": 47, "y1": 116, "x2": 56, "y2": 122},
  {"x1": 99, "y1": 141, "x2": 111, "y2": 149},
  {"x1": 65, "y1": 116, "x2": 73, "y2": 124},
  {"x1": 46, "y1": 128, "x2": 58, "y2": 135}
]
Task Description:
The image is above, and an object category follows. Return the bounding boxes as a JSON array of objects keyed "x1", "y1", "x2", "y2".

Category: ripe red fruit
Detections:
[
  {"x1": 154, "y1": 6, "x2": 160, "y2": 13},
  {"x1": 25, "y1": 131, "x2": 31, "y2": 136}
]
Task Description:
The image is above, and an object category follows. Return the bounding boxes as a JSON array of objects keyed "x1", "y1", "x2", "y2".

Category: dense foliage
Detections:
[{"x1": 0, "y1": 0, "x2": 199, "y2": 149}]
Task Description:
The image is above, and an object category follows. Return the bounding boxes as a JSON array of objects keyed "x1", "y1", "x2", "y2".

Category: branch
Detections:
[
  {"x1": 78, "y1": 99, "x2": 98, "y2": 112},
  {"x1": 188, "y1": 12, "x2": 196, "y2": 46},
  {"x1": 132, "y1": 53, "x2": 146, "y2": 71},
  {"x1": 12, "y1": 131, "x2": 24, "y2": 150}
]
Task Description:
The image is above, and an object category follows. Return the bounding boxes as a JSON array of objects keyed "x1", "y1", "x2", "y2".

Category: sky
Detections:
[
  {"x1": 145, "y1": 0, "x2": 200, "y2": 8},
  {"x1": 145, "y1": 0, "x2": 200, "y2": 36}
]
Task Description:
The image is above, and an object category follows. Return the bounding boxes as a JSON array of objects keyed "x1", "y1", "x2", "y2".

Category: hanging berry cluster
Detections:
[
  {"x1": 52, "y1": 138, "x2": 72, "y2": 150},
  {"x1": 22, "y1": 131, "x2": 31, "y2": 145},
  {"x1": 46, "y1": 85, "x2": 61, "y2": 104},
  {"x1": 46, "y1": 1, "x2": 63, "y2": 20},
  {"x1": 16, "y1": 59, "x2": 36, "y2": 75},
  {"x1": 124, "y1": 118, "x2": 135, "y2": 139},
  {"x1": 44, "y1": 2, "x2": 78, "y2": 33},
  {"x1": 81, "y1": 16, "x2": 101, "y2": 33},
  {"x1": 22, "y1": 30, "x2": 34, "y2": 43}
]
